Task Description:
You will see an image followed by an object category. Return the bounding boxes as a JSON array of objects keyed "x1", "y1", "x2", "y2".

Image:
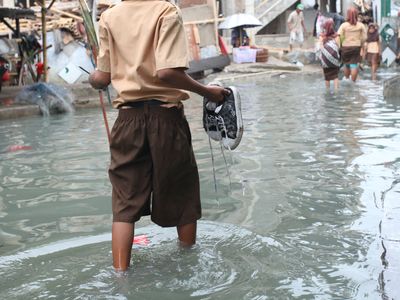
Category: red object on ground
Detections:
[
  {"x1": 218, "y1": 35, "x2": 229, "y2": 56},
  {"x1": 2, "y1": 70, "x2": 9, "y2": 81},
  {"x1": 36, "y1": 62, "x2": 45, "y2": 75},
  {"x1": 132, "y1": 235, "x2": 150, "y2": 246},
  {"x1": 2, "y1": 98, "x2": 14, "y2": 106},
  {"x1": 7, "y1": 145, "x2": 33, "y2": 152}
]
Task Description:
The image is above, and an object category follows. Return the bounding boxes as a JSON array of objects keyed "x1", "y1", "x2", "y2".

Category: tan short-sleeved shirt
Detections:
[
  {"x1": 97, "y1": 0, "x2": 190, "y2": 108},
  {"x1": 287, "y1": 10, "x2": 304, "y2": 33},
  {"x1": 338, "y1": 22, "x2": 367, "y2": 47}
]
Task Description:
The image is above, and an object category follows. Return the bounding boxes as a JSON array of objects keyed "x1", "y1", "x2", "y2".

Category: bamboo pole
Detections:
[{"x1": 78, "y1": 0, "x2": 111, "y2": 143}]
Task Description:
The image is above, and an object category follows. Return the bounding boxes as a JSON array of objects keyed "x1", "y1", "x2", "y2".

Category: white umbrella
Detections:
[{"x1": 218, "y1": 13, "x2": 262, "y2": 29}]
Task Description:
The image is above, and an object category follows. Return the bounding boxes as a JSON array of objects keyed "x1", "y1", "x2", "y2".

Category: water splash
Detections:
[{"x1": 15, "y1": 83, "x2": 75, "y2": 116}]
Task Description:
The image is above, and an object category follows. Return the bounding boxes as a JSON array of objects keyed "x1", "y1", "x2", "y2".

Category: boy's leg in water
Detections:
[
  {"x1": 112, "y1": 222, "x2": 134, "y2": 271},
  {"x1": 334, "y1": 78, "x2": 339, "y2": 90},
  {"x1": 350, "y1": 67, "x2": 358, "y2": 82},
  {"x1": 299, "y1": 31, "x2": 304, "y2": 48},
  {"x1": 325, "y1": 80, "x2": 330, "y2": 89},
  {"x1": 371, "y1": 62, "x2": 377, "y2": 80},
  {"x1": 177, "y1": 222, "x2": 197, "y2": 246},
  {"x1": 343, "y1": 66, "x2": 350, "y2": 79}
]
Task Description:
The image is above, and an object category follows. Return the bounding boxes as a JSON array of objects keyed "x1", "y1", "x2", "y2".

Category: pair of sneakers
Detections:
[{"x1": 203, "y1": 82, "x2": 243, "y2": 150}]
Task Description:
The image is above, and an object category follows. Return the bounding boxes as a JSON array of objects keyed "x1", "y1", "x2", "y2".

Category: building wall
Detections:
[
  {"x1": 2, "y1": 0, "x2": 15, "y2": 7},
  {"x1": 222, "y1": 0, "x2": 246, "y2": 16},
  {"x1": 181, "y1": 4, "x2": 216, "y2": 46},
  {"x1": 178, "y1": 0, "x2": 208, "y2": 8}
]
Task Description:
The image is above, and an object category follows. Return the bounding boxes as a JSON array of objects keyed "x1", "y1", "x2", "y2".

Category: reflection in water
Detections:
[{"x1": 0, "y1": 75, "x2": 399, "y2": 298}]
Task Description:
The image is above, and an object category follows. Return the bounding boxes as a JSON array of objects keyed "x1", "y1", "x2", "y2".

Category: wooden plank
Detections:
[
  {"x1": 211, "y1": 0, "x2": 218, "y2": 48},
  {"x1": 185, "y1": 24, "x2": 200, "y2": 61},
  {"x1": 192, "y1": 24, "x2": 200, "y2": 44},
  {"x1": 183, "y1": 17, "x2": 224, "y2": 25},
  {"x1": 49, "y1": 7, "x2": 83, "y2": 22}
]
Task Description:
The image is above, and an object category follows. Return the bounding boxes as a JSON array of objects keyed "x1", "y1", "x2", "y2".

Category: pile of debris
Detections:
[
  {"x1": 0, "y1": 0, "x2": 232, "y2": 86},
  {"x1": 0, "y1": 2, "x2": 83, "y2": 37},
  {"x1": 0, "y1": 1, "x2": 117, "y2": 87},
  {"x1": 0, "y1": 0, "x2": 118, "y2": 38}
]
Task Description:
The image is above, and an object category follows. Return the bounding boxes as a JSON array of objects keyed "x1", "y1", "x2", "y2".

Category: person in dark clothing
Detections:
[
  {"x1": 313, "y1": 3, "x2": 320, "y2": 37},
  {"x1": 231, "y1": 27, "x2": 249, "y2": 47},
  {"x1": 331, "y1": 12, "x2": 345, "y2": 32}
]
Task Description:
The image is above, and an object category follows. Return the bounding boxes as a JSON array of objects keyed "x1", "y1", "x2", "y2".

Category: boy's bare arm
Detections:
[
  {"x1": 157, "y1": 68, "x2": 229, "y2": 103},
  {"x1": 89, "y1": 70, "x2": 111, "y2": 90}
]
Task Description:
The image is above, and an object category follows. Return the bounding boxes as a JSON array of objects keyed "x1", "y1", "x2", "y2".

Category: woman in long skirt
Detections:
[{"x1": 318, "y1": 18, "x2": 341, "y2": 90}]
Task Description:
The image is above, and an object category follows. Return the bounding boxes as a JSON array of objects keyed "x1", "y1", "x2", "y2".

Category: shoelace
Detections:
[{"x1": 205, "y1": 109, "x2": 233, "y2": 204}]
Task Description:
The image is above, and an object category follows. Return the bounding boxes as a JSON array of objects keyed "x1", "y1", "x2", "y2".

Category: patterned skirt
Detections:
[{"x1": 323, "y1": 67, "x2": 340, "y2": 80}]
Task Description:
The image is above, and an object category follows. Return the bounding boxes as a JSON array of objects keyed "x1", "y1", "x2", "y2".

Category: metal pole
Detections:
[{"x1": 41, "y1": 0, "x2": 47, "y2": 82}]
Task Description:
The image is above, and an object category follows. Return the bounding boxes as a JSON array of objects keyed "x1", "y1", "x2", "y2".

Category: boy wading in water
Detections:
[{"x1": 89, "y1": 0, "x2": 229, "y2": 271}]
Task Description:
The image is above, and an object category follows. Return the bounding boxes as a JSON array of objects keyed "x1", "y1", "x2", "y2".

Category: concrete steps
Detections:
[{"x1": 255, "y1": 0, "x2": 298, "y2": 28}]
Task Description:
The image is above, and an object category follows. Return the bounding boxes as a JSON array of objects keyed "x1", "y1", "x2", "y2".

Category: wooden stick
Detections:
[
  {"x1": 78, "y1": 0, "x2": 111, "y2": 144},
  {"x1": 49, "y1": 7, "x2": 83, "y2": 22},
  {"x1": 183, "y1": 17, "x2": 225, "y2": 26},
  {"x1": 99, "y1": 90, "x2": 111, "y2": 143},
  {"x1": 41, "y1": 0, "x2": 47, "y2": 82},
  {"x1": 212, "y1": 0, "x2": 219, "y2": 48}
]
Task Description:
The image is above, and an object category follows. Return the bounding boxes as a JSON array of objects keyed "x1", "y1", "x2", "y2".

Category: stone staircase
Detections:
[{"x1": 254, "y1": 0, "x2": 298, "y2": 29}]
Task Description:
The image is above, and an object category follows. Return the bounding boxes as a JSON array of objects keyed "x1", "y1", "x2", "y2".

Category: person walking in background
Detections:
[
  {"x1": 89, "y1": 0, "x2": 228, "y2": 272},
  {"x1": 364, "y1": 23, "x2": 381, "y2": 80},
  {"x1": 331, "y1": 12, "x2": 345, "y2": 31},
  {"x1": 318, "y1": 18, "x2": 341, "y2": 90},
  {"x1": 396, "y1": 10, "x2": 400, "y2": 65},
  {"x1": 337, "y1": 6, "x2": 367, "y2": 82},
  {"x1": 287, "y1": 3, "x2": 307, "y2": 51},
  {"x1": 312, "y1": 3, "x2": 322, "y2": 38}
]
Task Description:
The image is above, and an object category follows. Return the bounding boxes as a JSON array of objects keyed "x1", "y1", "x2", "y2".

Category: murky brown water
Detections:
[{"x1": 0, "y1": 73, "x2": 399, "y2": 299}]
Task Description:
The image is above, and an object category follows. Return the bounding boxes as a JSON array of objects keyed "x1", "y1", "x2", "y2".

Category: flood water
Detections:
[{"x1": 0, "y1": 73, "x2": 399, "y2": 299}]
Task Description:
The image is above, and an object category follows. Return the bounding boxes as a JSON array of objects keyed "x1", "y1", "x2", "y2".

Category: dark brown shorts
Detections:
[
  {"x1": 108, "y1": 101, "x2": 201, "y2": 227},
  {"x1": 341, "y1": 46, "x2": 361, "y2": 64}
]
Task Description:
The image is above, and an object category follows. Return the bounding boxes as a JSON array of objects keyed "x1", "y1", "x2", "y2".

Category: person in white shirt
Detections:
[{"x1": 287, "y1": 3, "x2": 307, "y2": 51}]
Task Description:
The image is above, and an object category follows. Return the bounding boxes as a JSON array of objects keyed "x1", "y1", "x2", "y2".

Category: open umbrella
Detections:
[
  {"x1": 219, "y1": 13, "x2": 262, "y2": 47},
  {"x1": 218, "y1": 13, "x2": 262, "y2": 29}
]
